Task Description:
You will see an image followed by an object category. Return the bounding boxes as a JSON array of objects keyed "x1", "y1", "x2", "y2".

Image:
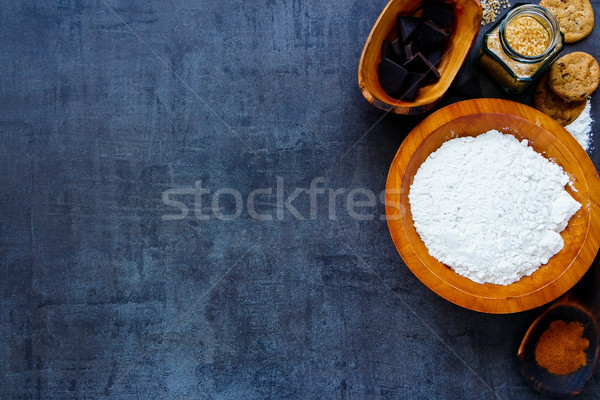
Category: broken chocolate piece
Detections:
[
  {"x1": 378, "y1": 4, "x2": 454, "y2": 102},
  {"x1": 422, "y1": 2, "x2": 454, "y2": 30},
  {"x1": 404, "y1": 53, "x2": 428, "y2": 73},
  {"x1": 404, "y1": 53, "x2": 440, "y2": 84},
  {"x1": 424, "y1": 47, "x2": 444, "y2": 67},
  {"x1": 382, "y1": 40, "x2": 396, "y2": 60},
  {"x1": 397, "y1": 15, "x2": 421, "y2": 43},
  {"x1": 382, "y1": 39, "x2": 405, "y2": 65},
  {"x1": 379, "y1": 57, "x2": 409, "y2": 96},
  {"x1": 415, "y1": 20, "x2": 449, "y2": 52},
  {"x1": 403, "y1": 41, "x2": 417, "y2": 62},
  {"x1": 400, "y1": 72, "x2": 426, "y2": 101},
  {"x1": 391, "y1": 37, "x2": 404, "y2": 58}
]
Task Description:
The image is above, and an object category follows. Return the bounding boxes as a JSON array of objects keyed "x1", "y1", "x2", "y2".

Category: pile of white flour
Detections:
[
  {"x1": 565, "y1": 98, "x2": 593, "y2": 151},
  {"x1": 409, "y1": 130, "x2": 581, "y2": 285}
]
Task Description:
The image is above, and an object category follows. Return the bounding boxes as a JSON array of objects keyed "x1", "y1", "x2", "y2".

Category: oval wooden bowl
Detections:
[
  {"x1": 358, "y1": 0, "x2": 482, "y2": 115},
  {"x1": 386, "y1": 98, "x2": 600, "y2": 313}
]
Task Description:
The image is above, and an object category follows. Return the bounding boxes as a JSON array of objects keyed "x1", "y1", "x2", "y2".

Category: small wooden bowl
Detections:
[
  {"x1": 386, "y1": 99, "x2": 600, "y2": 313},
  {"x1": 358, "y1": 0, "x2": 482, "y2": 115}
]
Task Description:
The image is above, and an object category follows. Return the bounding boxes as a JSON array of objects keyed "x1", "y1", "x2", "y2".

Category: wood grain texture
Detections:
[
  {"x1": 357, "y1": 0, "x2": 483, "y2": 115},
  {"x1": 385, "y1": 98, "x2": 600, "y2": 313}
]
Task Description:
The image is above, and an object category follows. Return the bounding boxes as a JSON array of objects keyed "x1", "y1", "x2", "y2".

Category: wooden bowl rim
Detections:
[{"x1": 385, "y1": 98, "x2": 600, "y2": 313}]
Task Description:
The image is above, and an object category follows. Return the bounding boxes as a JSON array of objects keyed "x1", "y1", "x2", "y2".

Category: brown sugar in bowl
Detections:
[
  {"x1": 358, "y1": 0, "x2": 483, "y2": 115},
  {"x1": 385, "y1": 99, "x2": 600, "y2": 313}
]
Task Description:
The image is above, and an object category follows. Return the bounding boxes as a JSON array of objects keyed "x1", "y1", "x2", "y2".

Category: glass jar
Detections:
[{"x1": 477, "y1": 4, "x2": 564, "y2": 93}]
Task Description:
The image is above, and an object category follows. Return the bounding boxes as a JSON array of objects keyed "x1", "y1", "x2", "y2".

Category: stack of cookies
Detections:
[
  {"x1": 534, "y1": 52, "x2": 599, "y2": 126},
  {"x1": 534, "y1": 0, "x2": 598, "y2": 126}
]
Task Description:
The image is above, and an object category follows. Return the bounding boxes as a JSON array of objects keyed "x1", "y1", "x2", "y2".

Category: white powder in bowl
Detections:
[
  {"x1": 565, "y1": 98, "x2": 593, "y2": 151},
  {"x1": 409, "y1": 130, "x2": 581, "y2": 285}
]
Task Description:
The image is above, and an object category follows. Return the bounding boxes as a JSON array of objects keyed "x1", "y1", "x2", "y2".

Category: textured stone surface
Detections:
[{"x1": 1, "y1": 0, "x2": 600, "y2": 399}]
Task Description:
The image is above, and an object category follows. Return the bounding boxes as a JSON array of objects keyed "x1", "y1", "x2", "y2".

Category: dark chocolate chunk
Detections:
[
  {"x1": 391, "y1": 37, "x2": 404, "y2": 58},
  {"x1": 400, "y1": 72, "x2": 426, "y2": 101},
  {"x1": 403, "y1": 41, "x2": 416, "y2": 62},
  {"x1": 379, "y1": 4, "x2": 454, "y2": 100},
  {"x1": 404, "y1": 53, "x2": 427, "y2": 73},
  {"x1": 415, "y1": 20, "x2": 449, "y2": 52},
  {"x1": 379, "y1": 57, "x2": 409, "y2": 96},
  {"x1": 424, "y1": 47, "x2": 444, "y2": 67},
  {"x1": 422, "y1": 2, "x2": 454, "y2": 30},
  {"x1": 404, "y1": 53, "x2": 440, "y2": 82},
  {"x1": 382, "y1": 40, "x2": 396, "y2": 60},
  {"x1": 382, "y1": 39, "x2": 405, "y2": 65},
  {"x1": 397, "y1": 15, "x2": 422, "y2": 43},
  {"x1": 423, "y1": 73, "x2": 441, "y2": 85}
]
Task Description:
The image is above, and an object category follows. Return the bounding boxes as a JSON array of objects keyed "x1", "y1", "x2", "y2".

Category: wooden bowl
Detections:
[
  {"x1": 386, "y1": 99, "x2": 600, "y2": 313},
  {"x1": 358, "y1": 0, "x2": 483, "y2": 115}
]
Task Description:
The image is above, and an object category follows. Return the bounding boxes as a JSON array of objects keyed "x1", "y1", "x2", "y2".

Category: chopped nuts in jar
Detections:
[
  {"x1": 486, "y1": 29, "x2": 544, "y2": 78},
  {"x1": 506, "y1": 16, "x2": 550, "y2": 57},
  {"x1": 477, "y1": 4, "x2": 564, "y2": 93}
]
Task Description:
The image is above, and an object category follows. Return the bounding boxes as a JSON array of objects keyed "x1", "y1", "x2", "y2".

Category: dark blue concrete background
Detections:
[{"x1": 2, "y1": 0, "x2": 600, "y2": 399}]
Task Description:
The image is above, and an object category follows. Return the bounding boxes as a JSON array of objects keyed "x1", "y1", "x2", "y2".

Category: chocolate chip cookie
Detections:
[
  {"x1": 534, "y1": 74, "x2": 587, "y2": 126},
  {"x1": 549, "y1": 52, "x2": 600, "y2": 102},
  {"x1": 539, "y1": 0, "x2": 594, "y2": 43}
]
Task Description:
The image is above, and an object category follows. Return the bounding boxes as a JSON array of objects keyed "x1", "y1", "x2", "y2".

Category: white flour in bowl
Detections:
[{"x1": 409, "y1": 130, "x2": 581, "y2": 285}]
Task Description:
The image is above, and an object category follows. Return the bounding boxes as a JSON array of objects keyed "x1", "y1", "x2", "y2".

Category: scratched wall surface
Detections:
[{"x1": 1, "y1": 0, "x2": 600, "y2": 399}]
